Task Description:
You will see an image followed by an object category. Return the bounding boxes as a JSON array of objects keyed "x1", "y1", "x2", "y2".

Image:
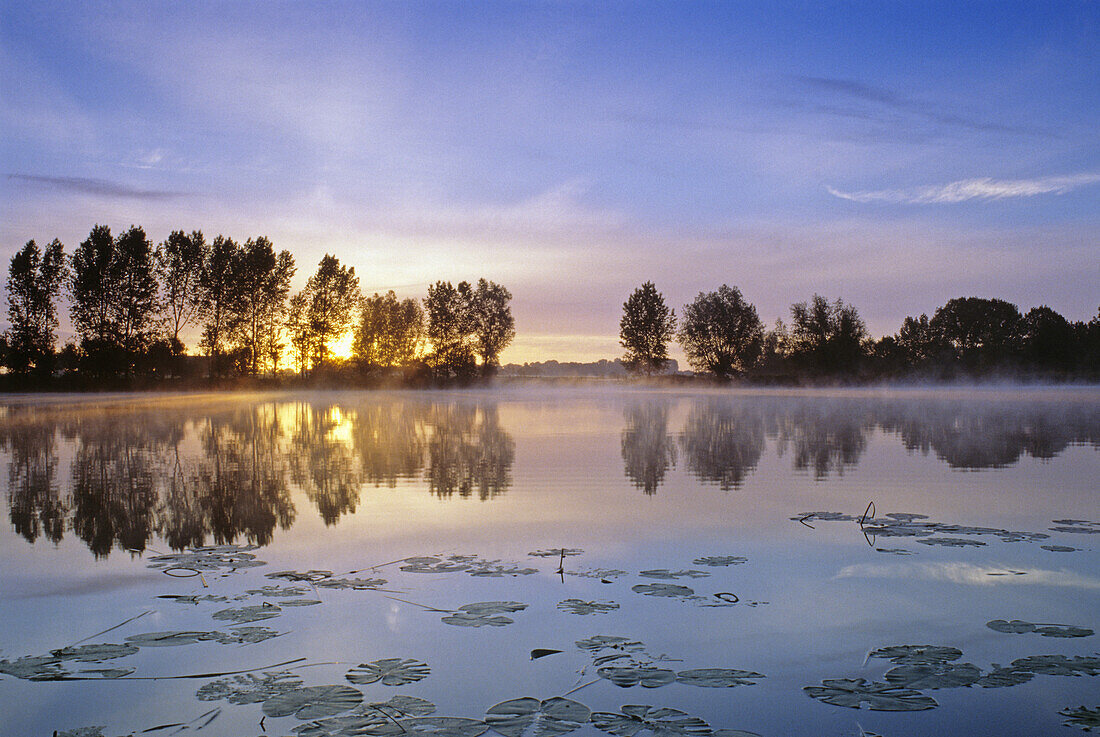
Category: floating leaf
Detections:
[
  {"x1": 974, "y1": 667, "x2": 1035, "y2": 688},
  {"x1": 211, "y1": 604, "x2": 282, "y2": 623},
  {"x1": 576, "y1": 636, "x2": 645, "y2": 654},
  {"x1": 916, "y1": 537, "x2": 985, "y2": 547},
  {"x1": 279, "y1": 599, "x2": 323, "y2": 607},
  {"x1": 51, "y1": 643, "x2": 139, "y2": 662},
  {"x1": 292, "y1": 714, "x2": 392, "y2": 737},
  {"x1": 197, "y1": 671, "x2": 304, "y2": 704},
  {"x1": 485, "y1": 696, "x2": 591, "y2": 737},
  {"x1": 147, "y1": 545, "x2": 264, "y2": 571},
  {"x1": 868, "y1": 645, "x2": 962, "y2": 665},
  {"x1": 631, "y1": 584, "x2": 695, "y2": 598},
  {"x1": 347, "y1": 658, "x2": 430, "y2": 686},
  {"x1": 262, "y1": 685, "x2": 364, "y2": 719},
  {"x1": 441, "y1": 613, "x2": 513, "y2": 627},
  {"x1": 675, "y1": 668, "x2": 764, "y2": 688},
  {"x1": 78, "y1": 667, "x2": 134, "y2": 678},
  {"x1": 639, "y1": 570, "x2": 710, "y2": 580},
  {"x1": 803, "y1": 678, "x2": 937, "y2": 711},
  {"x1": 557, "y1": 599, "x2": 619, "y2": 616},
  {"x1": 362, "y1": 695, "x2": 437, "y2": 718},
  {"x1": 1060, "y1": 706, "x2": 1100, "y2": 731},
  {"x1": 400, "y1": 716, "x2": 489, "y2": 737},
  {"x1": 218, "y1": 626, "x2": 283, "y2": 644},
  {"x1": 590, "y1": 705, "x2": 711, "y2": 737},
  {"x1": 267, "y1": 569, "x2": 334, "y2": 582},
  {"x1": 467, "y1": 564, "x2": 539, "y2": 577},
  {"x1": 531, "y1": 649, "x2": 563, "y2": 660},
  {"x1": 401, "y1": 557, "x2": 470, "y2": 574},
  {"x1": 159, "y1": 594, "x2": 232, "y2": 604},
  {"x1": 692, "y1": 556, "x2": 747, "y2": 567},
  {"x1": 1034, "y1": 625, "x2": 1095, "y2": 638},
  {"x1": 529, "y1": 549, "x2": 584, "y2": 558},
  {"x1": 316, "y1": 577, "x2": 389, "y2": 590},
  {"x1": 458, "y1": 601, "x2": 528, "y2": 615},
  {"x1": 597, "y1": 667, "x2": 676, "y2": 688},
  {"x1": 55, "y1": 729, "x2": 106, "y2": 737},
  {"x1": 1041, "y1": 545, "x2": 1078, "y2": 552},
  {"x1": 883, "y1": 663, "x2": 981, "y2": 689},
  {"x1": 0, "y1": 655, "x2": 65, "y2": 680},
  {"x1": 1009, "y1": 655, "x2": 1100, "y2": 676},
  {"x1": 875, "y1": 548, "x2": 914, "y2": 555},
  {"x1": 247, "y1": 585, "x2": 310, "y2": 597},
  {"x1": 125, "y1": 631, "x2": 216, "y2": 647},
  {"x1": 987, "y1": 620, "x2": 1036, "y2": 634},
  {"x1": 566, "y1": 568, "x2": 627, "y2": 581}
]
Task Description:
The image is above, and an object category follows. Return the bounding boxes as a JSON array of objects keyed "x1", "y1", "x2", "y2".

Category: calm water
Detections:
[{"x1": 1, "y1": 386, "x2": 1098, "y2": 737}]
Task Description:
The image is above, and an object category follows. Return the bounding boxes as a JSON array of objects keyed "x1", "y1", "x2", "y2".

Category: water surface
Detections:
[{"x1": 1, "y1": 386, "x2": 1097, "y2": 736}]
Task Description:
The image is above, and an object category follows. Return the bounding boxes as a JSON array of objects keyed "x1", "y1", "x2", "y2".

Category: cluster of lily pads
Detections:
[
  {"x1": 794, "y1": 510, "x2": 1096, "y2": 555},
  {"x1": 804, "y1": 642, "x2": 1100, "y2": 713},
  {"x1": 576, "y1": 634, "x2": 765, "y2": 692}
]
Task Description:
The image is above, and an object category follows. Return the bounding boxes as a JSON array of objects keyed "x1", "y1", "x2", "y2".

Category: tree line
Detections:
[
  {"x1": 620, "y1": 282, "x2": 1100, "y2": 381},
  {"x1": 2, "y1": 225, "x2": 515, "y2": 386}
]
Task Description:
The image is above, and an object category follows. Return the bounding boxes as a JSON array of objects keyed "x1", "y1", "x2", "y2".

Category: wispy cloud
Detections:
[
  {"x1": 837, "y1": 561, "x2": 1100, "y2": 589},
  {"x1": 827, "y1": 173, "x2": 1100, "y2": 204},
  {"x1": 9, "y1": 174, "x2": 187, "y2": 200}
]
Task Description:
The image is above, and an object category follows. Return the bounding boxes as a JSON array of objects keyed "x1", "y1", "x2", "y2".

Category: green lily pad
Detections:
[
  {"x1": 147, "y1": 545, "x2": 264, "y2": 571},
  {"x1": 361, "y1": 695, "x2": 437, "y2": 718},
  {"x1": 211, "y1": 604, "x2": 282, "y2": 623},
  {"x1": 590, "y1": 705, "x2": 711, "y2": 737},
  {"x1": 267, "y1": 569, "x2": 334, "y2": 582},
  {"x1": 1041, "y1": 545, "x2": 1078, "y2": 552},
  {"x1": 262, "y1": 685, "x2": 364, "y2": 719},
  {"x1": 631, "y1": 584, "x2": 695, "y2": 598},
  {"x1": 292, "y1": 714, "x2": 393, "y2": 737},
  {"x1": 675, "y1": 668, "x2": 764, "y2": 688},
  {"x1": 597, "y1": 667, "x2": 676, "y2": 688},
  {"x1": 442, "y1": 601, "x2": 528, "y2": 627},
  {"x1": 467, "y1": 564, "x2": 539, "y2": 577},
  {"x1": 1009, "y1": 655, "x2": 1100, "y2": 676},
  {"x1": 347, "y1": 658, "x2": 430, "y2": 686},
  {"x1": 974, "y1": 667, "x2": 1035, "y2": 688},
  {"x1": 557, "y1": 599, "x2": 619, "y2": 615},
  {"x1": 883, "y1": 663, "x2": 981, "y2": 689},
  {"x1": 1060, "y1": 706, "x2": 1100, "y2": 731},
  {"x1": 0, "y1": 655, "x2": 65, "y2": 680},
  {"x1": 247, "y1": 585, "x2": 310, "y2": 597},
  {"x1": 401, "y1": 557, "x2": 470, "y2": 574},
  {"x1": 803, "y1": 678, "x2": 938, "y2": 711},
  {"x1": 278, "y1": 599, "x2": 323, "y2": 607},
  {"x1": 78, "y1": 667, "x2": 134, "y2": 678},
  {"x1": 315, "y1": 577, "x2": 389, "y2": 590},
  {"x1": 692, "y1": 556, "x2": 747, "y2": 567},
  {"x1": 125, "y1": 630, "x2": 217, "y2": 647},
  {"x1": 458, "y1": 601, "x2": 528, "y2": 615},
  {"x1": 987, "y1": 619, "x2": 1036, "y2": 634},
  {"x1": 197, "y1": 671, "x2": 304, "y2": 704},
  {"x1": 916, "y1": 537, "x2": 986, "y2": 547},
  {"x1": 485, "y1": 696, "x2": 591, "y2": 737},
  {"x1": 576, "y1": 636, "x2": 646, "y2": 653}
]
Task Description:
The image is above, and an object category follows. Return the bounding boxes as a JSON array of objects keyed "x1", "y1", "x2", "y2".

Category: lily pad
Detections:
[
  {"x1": 631, "y1": 584, "x2": 695, "y2": 598},
  {"x1": 590, "y1": 705, "x2": 711, "y2": 737},
  {"x1": 485, "y1": 696, "x2": 592, "y2": 737},
  {"x1": 316, "y1": 577, "x2": 389, "y2": 590},
  {"x1": 147, "y1": 544, "x2": 264, "y2": 571},
  {"x1": 1060, "y1": 706, "x2": 1100, "y2": 731},
  {"x1": 639, "y1": 570, "x2": 710, "y2": 580},
  {"x1": 675, "y1": 668, "x2": 764, "y2": 688},
  {"x1": 0, "y1": 655, "x2": 65, "y2": 680},
  {"x1": 868, "y1": 645, "x2": 962, "y2": 665},
  {"x1": 401, "y1": 557, "x2": 470, "y2": 574},
  {"x1": 1009, "y1": 655, "x2": 1100, "y2": 676},
  {"x1": 211, "y1": 604, "x2": 282, "y2": 623},
  {"x1": 55, "y1": 729, "x2": 106, "y2": 737},
  {"x1": 247, "y1": 585, "x2": 310, "y2": 597},
  {"x1": 803, "y1": 678, "x2": 938, "y2": 711},
  {"x1": 262, "y1": 685, "x2": 365, "y2": 719},
  {"x1": 459, "y1": 601, "x2": 528, "y2": 615},
  {"x1": 267, "y1": 569, "x2": 334, "y2": 582},
  {"x1": 691, "y1": 556, "x2": 747, "y2": 567},
  {"x1": 362, "y1": 695, "x2": 437, "y2": 718},
  {"x1": 400, "y1": 717, "x2": 490, "y2": 737},
  {"x1": 197, "y1": 671, "x2": 304, "y2": 704},
  {"x1": 51, "y1": 643, "x2": 139, "y2": 662},
  {"x1": 347, "y1": 658, "x2": 431, "y2": 686},
  {"x1": 279, "y1": 599, "x2": 323, "y2": 607},
  {"x1": 1041, "y1": 545, "x2": 1078, "y2": 552},
  {"x1": 916, "y1": 537, "x2": 986, "y2": 547},
  {"x1": 576, "y1": 636, "x2": 645, "y2": 654},
  {"x1": 883, "y1": 663, "x2": 981, "y2": 689},
  {"x1": 597, "y1": 667, "x2": 676, "y2": 688},
  {"x1": 988, "y1": 619, "x2": 1094, "y2": 638},
  {"x1": 467, "y1": 564, "x2": 539, "y2": 577},
  {"x1": 987, "y1": 619, "x2": 1036, "y2": 634},
  {"x1": 217, "y1": 626, "x2": 283, "y2": 644},
  {"x1": 292, "y1": 714, "x2": 393, "y2": 737},
  {"x1": 557, "y1": 599, "x2": 619, "y2": 616},
  {"x1": 974, "y1": 667, "x2": 1035, "y2": 688},
  {"x1": 529, "y1": 548, "x2": 584, "y2": 558},
  {"x1": 78, "y1": 667, "x2": 135, "y2": 678},
  {"x1": 125, "y1": 630, "x2": 218, "y2": 647}
]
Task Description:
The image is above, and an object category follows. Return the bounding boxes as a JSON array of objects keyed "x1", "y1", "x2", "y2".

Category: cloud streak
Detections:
[
  {"x1": 9, "y1": 174, "x2": 187, "y2": 200},
  {"x1": 827, "y1": 173, "x2": 1100, "y2": 204}
]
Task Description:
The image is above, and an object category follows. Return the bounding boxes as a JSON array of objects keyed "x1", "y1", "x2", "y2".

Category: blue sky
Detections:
[{"x1": 2, "y1": 0, "x2": 1098, "y2": 361}]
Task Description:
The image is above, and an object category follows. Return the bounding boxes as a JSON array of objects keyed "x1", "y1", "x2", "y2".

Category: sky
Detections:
[{"x1": 2, "y1": 0, "x2": 1098, "y2": 363}]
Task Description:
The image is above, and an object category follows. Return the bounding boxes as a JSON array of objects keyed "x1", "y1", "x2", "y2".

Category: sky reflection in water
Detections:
[{"x1": 0, "y1": 387, "x2": 1097, "y2": 737}]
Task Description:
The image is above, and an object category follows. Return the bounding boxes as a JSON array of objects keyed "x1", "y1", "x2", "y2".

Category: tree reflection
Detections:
[
  {"x1": 621, "y1": 402, "x2": 676, "y2": 495},
  {"x1": 288, "y1": 403, "x2": 363, "y2": 524},
  {"x1": 680, "y1": 402, "x2": 765, "y2": 490},
  {"x1": 425, "y1": 402, "x2": 514, "y2": 500},
  {"x1": 1, "y1": 412, "x2": 65, "y2": 544},
  {"x1": 771, "y1": 402, "x2": 870, "y2": 479},
  {"x1": 351, "y1": 402, "x2": 426, "y2": 487}
]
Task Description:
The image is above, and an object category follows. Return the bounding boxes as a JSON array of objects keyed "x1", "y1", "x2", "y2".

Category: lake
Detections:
[{"x1": 1, "y1": 386, "x2": 1098, "y2": 737}]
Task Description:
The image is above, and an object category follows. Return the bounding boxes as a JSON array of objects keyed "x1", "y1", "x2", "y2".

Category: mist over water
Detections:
[{"x1": 0, "y1": 385, "x2": 1097, "y2": 736}]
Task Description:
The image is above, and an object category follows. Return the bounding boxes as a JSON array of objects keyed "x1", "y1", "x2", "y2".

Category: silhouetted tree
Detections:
[
  {"x1": 113, "y1": 226, "x2": 160, "y2": 368},
  {"x1": 621, "y1": 402, "x2": 676, "y2": 494},
  {"x1": 678, "y1": 285, "x2": 763, "y2": 379},
  {"x1": 295, "y1": 255, "x2": 360, "y2": 369},
  {"x1": 424, "y1": 280, "x2": 477, "y2": 378},
  {"x1": 620, "y1": 282, "x2": 676, "y2": 375},
  {"x1": 1018, "y1": 305, "x2": 1075, "y2": 372},
  {"x1": 789, "y1": 294, "x2": 867, "y2": 375},
  {"x1": 929, "y1": 297, "x2": 1021, "y2": 371},
  {"x1": 228, "y1": 237, "x2": 295, "y2": 375},
  {"x1": 470, "y1": 279, "x2": 515, "y2": 373},
  {"x1": 354, "y1": 290, "x2": 424, "y2": 369},
  {"x1": 4, "y1": 239, "x2": 66, "y2": 376},
  {"x1": 198, "y1": 235, "x2": 242, "y2": 375},
  {"x1": 155, "y1": 230, "x2": 206, "y2": 357}
]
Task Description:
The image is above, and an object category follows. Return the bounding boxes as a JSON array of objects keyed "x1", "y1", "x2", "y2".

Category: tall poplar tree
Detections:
[{"x1": 4, "y1": 239, "x2": 66, "y2": 375}]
